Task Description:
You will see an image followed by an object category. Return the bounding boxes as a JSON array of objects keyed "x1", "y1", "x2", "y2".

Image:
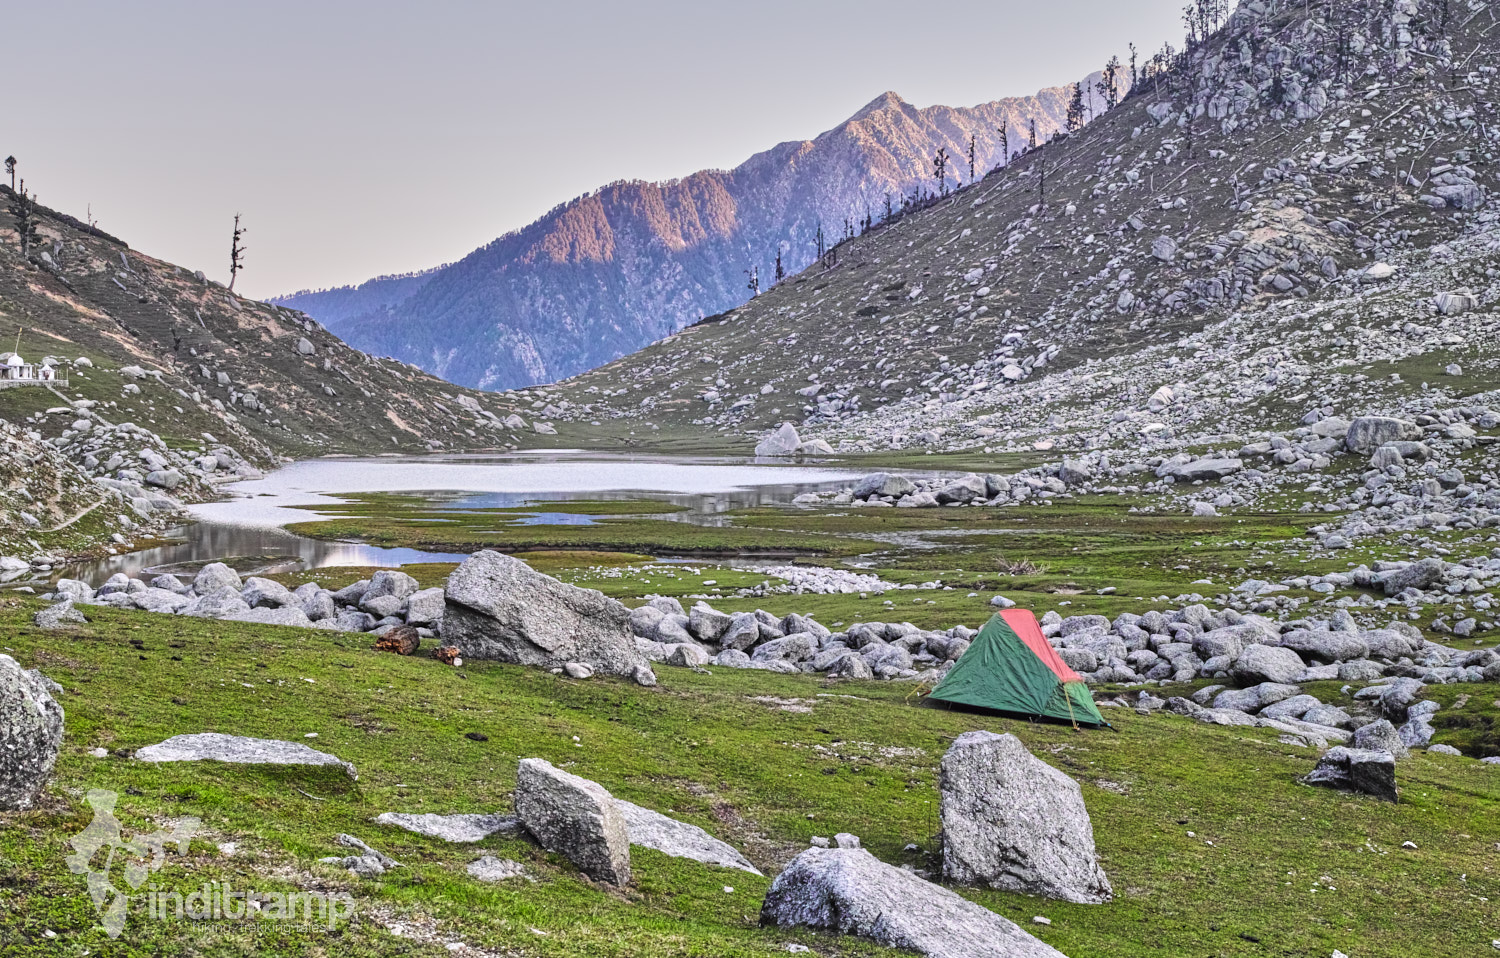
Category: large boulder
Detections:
[
  {"x1": 935, "y1": 475, "x2": 988, "y2": 504},
  {"x1": 687, "y1": 603, "x2": 732, "y2": 643},
  {"x1": 133, "y1": 588, "x2": 192, "y2": 615},
  {"x1": 134, "y1": 732, "x2": 357, "y2": 778},
  {"x1": 192, "y1": 562, "x2": 242, "y2": 595},
  {"x1": 1192, "y1": 624, "x2": 1262, "y2": 660},
  {"x1": 240, "y1": 576, "x2": 295, "y2": 609},
  {"x1": 751, "y1": 632, "x2": 818, "y2": 664},
  {"x1": 760, "y1": 847, "x2": 1065, "y2": 958},
  {"x1": 179, "y1": 588, "x2": 252, "y2": 620},
  {"x1": 228, "y1": 606, "x2": 314, "y2": 629},
  {"x1": 514, "y1": 758, "x2": 630, "y2": 885},
  {"x1": 1351, "y1": 719, "x2": 1409, "y2": 759},
  {"x1": 718, "y1": 612, "x2": 760, "y2": 650},
  {"x1": 852, "y1": 473, "x2": 916, "y2": 500},
  {"x1": 1302, "y1": 747, "x2": 1397, "y2": 802},
  {"x1": 1278, "y1": 630, "x2": 1368, "y2": 663},
  {"x1": 405, "y1": 587, "x2": 446, "y2": 627},
  {"x1": 373, "y1": 811, "x2": 520, "y2": 843},
  {"x1": 295, "y1": 586, "x2": 338, "y2": 622},
  {"x1": 34, "y1": 600, "x2": 88, "y2": 630},
  {"x1": 1380, "y1": 558, "x2": 1446, "y2": 596},
  {"x1": 939, "y1": 731, "x2": 1111, "y2": 904},
  {"x1": 441, "y1": 551, "x2": 655, "y2": 685},
  {"x1": 363, "y1": 569, "x2": 420, "y2": 605},
  {"x1": 0, "y1": 656, "x2": 65, "y2": 810},
  {"x1": 1210, "y1": 682, "x2": 1299, "y2": 714},
  {"x1": 1167, "y1": 458, "x2": 1242, "y2": 481},
  {"x1": 1361, "y1": 629, "x2": 1421, "y2": 660},
  {"x1": 665, "y1": 643, "x2": 711, "y2": 668},
  {"x1": 1230, "y1": 644, "x2": 1305, "y2": 685},
  {"x1": 1345, "y1": 416, "x2": 1422, "y2": 454},
  {"x1": 754, "y1": 422, "x2": 802, "y2": 457},
  {"x1": 614, "y1": 800, "x2": 760, "y2": 874}
]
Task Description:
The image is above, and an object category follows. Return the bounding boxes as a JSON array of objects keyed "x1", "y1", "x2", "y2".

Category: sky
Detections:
[{"x1": 7, "y1": 1, "x2": 1184, "y2": 299}]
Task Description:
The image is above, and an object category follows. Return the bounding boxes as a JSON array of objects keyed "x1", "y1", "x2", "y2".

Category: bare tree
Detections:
[{"x1": 228, "y1": 214, "x2": 247, "y2": 292}]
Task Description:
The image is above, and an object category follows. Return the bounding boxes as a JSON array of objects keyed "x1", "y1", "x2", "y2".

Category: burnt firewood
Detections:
[{"x1": 374, "y1": 626, "x2": 420, "y2": 655}]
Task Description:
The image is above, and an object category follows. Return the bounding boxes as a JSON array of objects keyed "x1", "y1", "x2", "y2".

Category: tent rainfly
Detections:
[{"x1": 925, "y1": 609, "x2": 1108, "y2": 727}]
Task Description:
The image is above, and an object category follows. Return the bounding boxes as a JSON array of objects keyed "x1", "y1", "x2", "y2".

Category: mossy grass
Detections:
[{"x1": 3, "y1": 597, "x2": 1498, "y2": 956}]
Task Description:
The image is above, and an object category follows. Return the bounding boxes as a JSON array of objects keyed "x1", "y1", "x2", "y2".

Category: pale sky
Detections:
[{"x1": 8, "y1": 1, "x2": 1183, "y2": 298}]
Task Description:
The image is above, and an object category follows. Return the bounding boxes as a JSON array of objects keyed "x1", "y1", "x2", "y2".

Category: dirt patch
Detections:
[{"x1": 747, "y1": 696, "x2": 815, "y2": 713}]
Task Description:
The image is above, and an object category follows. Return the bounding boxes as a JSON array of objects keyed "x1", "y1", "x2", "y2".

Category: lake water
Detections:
[{"x1": 53, "y1": 451, "x2": 869, "y2": 584}]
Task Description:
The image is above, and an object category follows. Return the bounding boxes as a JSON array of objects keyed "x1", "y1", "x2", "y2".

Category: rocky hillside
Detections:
[
  {"x1": 275, "y1": 83, "x2": 1100, "y2": 390},
  {"x1": 0, "y1": 185, "x2": 565, "y2": 464},
  {"x1": 0, "y1": 184, "x2": 578, "y2": 561},
  {"x1": 540, "y1": 0, "x2": 1496, "y2": 463}
]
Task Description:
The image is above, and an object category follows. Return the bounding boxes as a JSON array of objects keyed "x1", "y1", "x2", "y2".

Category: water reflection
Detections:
[{"x1": 50, "y1": 452, "x2": 872, "y2": 585}]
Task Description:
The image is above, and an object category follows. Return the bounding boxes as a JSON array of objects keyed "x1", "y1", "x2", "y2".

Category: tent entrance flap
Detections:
[{"x1": 925, "y1": 611, "x2": 1107, "y2": 727}]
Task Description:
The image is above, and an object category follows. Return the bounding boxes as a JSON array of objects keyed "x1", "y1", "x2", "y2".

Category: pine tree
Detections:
[
  {"x1": 1027, "y1": 117, "x2": 1038, "y2": 150},
  {"x1": 1129, "y1": 43, "x2": 1139, "y2": 89},
  {"x1": 3, "y1": 156, "x2": 15, "y2": 191},
  {"x1": 815, "y1": 223, "x2": 825, "y2": 261},
  {"x1": 934, "y1": 148, "x2": 949, "y2": 197},
  {"x1": 967, "y1": 134, "x2": 977, "y2": 183},
  {"x1": 1097, "y1": 55, "x2": 1122, "y2": 111},
  {"x1": 884, "y1": 194, "x2": 894, "y2": 220},
  {"x1": 228, "y1": 214, "x2": 247, "y2": 292},
  {"x1": 774, "y1": 248, "x2": 784, "y2": 283},
  {"x1": 745, "y1": 265, "x2": 759, "y2": 296},
  {"x1": 998, "y1": 125, "x2": 1009, "y2": 167},
  {"x1": 1066, "y1": 82, "x2": 1086, "y2": 133},
  {"x1": 7, "y1": 180, "x2": 41, "y2": 257}
]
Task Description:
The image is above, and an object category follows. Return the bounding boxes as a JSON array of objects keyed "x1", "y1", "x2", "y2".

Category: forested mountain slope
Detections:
[
  {"x1": 277, "y1": 82, "x2": 1101, "y2": 389},
  {"x1": 533, "y1": 0, "x2": 1496, "y2": 462}
]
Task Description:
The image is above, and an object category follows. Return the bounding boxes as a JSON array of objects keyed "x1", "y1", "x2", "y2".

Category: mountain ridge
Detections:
[
  {"x1": 527, "y1": 0, "x2": 1496, "y2": 463},
  {"x1": 276, "y1": 79, "x2": 1109, "y2": 389}
]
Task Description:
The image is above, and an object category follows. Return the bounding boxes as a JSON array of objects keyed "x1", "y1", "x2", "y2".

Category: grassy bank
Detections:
[{"x1": 3, "y1": 596, "x2": 1498, "y2": 957}]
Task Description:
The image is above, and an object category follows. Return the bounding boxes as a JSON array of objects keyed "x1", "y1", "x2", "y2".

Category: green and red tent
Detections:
[{"x1": 925, "y1": 609, "x2": 1107, "y2": 727}]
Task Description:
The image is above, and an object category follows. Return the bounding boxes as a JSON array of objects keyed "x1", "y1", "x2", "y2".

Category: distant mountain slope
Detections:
[
  {"x1": 272, "y1": 268, "x2": 442, "y2": 331},
  {"x1": 0, "y1": 187, "x2": 558, "y2": 465},
  {"x1": 531, "y1": 0, "x2": 1497, "y2": 458},
  {"x1": 276, "y1": 82, "x2": 1106, "y2": 389}
]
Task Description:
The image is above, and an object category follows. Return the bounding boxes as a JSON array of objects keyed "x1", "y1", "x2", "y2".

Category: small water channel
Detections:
[{"x1": 51, "y1": 451, "x2": 873, "y2": 584}]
